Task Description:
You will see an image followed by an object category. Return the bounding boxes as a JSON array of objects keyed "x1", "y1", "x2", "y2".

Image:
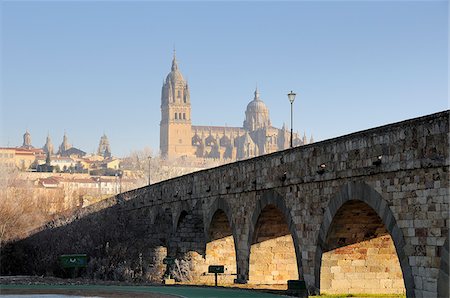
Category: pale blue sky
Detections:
[{"x1": 1, "y1": 1, "x2": 448, "y2": 157}]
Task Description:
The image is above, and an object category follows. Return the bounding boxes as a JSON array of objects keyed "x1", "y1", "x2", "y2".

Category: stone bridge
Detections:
[{"x1": 3, "y1": 111, "x2": 448, "y2": 297}]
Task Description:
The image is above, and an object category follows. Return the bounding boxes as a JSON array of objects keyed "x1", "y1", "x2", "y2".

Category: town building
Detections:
[
  {"x1": 0, "y1": 147, "x2": 45, "y2": 170},
  {"x1": 160, "y1": 53, "x2": 311, "y2": 161}
]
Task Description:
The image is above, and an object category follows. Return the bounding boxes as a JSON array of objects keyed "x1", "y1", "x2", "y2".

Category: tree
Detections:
[
  {"x1": 0, "y1": 168, "x2": 49, "y2": 247},
  {"x1": 121, "y1": 147, "x2": 219, "y2": 188}
]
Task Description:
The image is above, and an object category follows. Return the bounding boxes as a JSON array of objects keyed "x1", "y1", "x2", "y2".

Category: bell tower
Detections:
[{"x1": 160, "y1": 52, "x2": 192, "y2": 159}]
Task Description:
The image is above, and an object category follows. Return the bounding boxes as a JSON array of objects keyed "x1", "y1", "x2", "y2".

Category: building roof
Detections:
[{"x1": 39, "y1": 177, "x2": 60, "y2": 188}]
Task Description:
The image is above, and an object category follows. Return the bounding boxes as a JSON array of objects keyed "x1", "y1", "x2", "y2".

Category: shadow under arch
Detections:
[
  {"x1": 314, "y1": 181, "x2": 415, "y2": 297},
  {"x1": 203, "y1": 198, "x2": 238, "y2": 283},
  {"x1": 170, "y1": 200, "x2": 205, "y2": 260},
  {"x1": 204, "y1": 198, "x2": 236, "y2": 242},
  {"x1": 172, "y1": 200, "x2": 192, "y2": 233},
  {"x1": 437, "y1": 236, "x2": 449, "y2": 298},
  {"x1": 247, "y1": 189, "x2": 303, "y2": 282}
]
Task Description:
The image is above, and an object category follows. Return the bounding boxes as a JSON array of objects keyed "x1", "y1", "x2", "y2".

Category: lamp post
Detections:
[
  {"x1": 115, "y1": 172, "x2": 119, "y2": 194},
  {"x1": 119, "y1": 170, "x2": 123, "y2": 193},
  {"x1": 287, "y1": 91, "x2": 296, "y2": 148},
  {"x1": 148, "y1": 156, "x2": 152, "y2": 185}
]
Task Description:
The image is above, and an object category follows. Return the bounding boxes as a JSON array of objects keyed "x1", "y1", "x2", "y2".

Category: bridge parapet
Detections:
[{"x1": 121, "y1": 110, "x2": 448, "y2": 209}]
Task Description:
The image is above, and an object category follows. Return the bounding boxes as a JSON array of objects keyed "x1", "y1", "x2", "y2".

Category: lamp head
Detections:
[{"x1": 287, "y1": 91, "x2": 296, "y2": 104}]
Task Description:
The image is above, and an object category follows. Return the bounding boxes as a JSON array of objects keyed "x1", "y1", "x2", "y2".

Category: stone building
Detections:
[
  {"x1": 57, "y1": 132, "x2": 71, "y2": 155},
  {"x1": 43, "y1": 133, "x2": 54, "y2": 155},
  {"x1": 57, "y1": 132, "x2": 86, "y2": 158},
  {"x1": 160, "y1": 53, "x2": 311, "y2": 161},
  {"x1": 97, "y1": 133, "x2": 112, "y2": 158},
  {"x1": 21, "y1": 130, "x2": 33, "y2": 149}
]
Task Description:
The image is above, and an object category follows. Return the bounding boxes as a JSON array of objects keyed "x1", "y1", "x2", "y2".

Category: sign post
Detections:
[
  {"x1": 208, "y1": 265, "x2": 224, "y2": 287},
  {"x1": 163, "y1": 256, "x2": 176, "y2": 284}
]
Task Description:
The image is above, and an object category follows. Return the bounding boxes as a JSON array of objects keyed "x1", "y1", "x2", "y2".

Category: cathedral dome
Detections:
[
  {"x1": 246, "y1": 97, "x2": 269, "y2": 114},
  {"x1": 243, "y1": 88, "x2": 271, "y2": 131}
]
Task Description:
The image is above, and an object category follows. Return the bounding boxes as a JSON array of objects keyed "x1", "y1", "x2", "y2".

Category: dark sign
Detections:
[
  {"x1": 60, "y1": 254, "x2": 88, "y2": 268},
  {"x1": 163, "y1": 257, "x2": 175, "y2": 265},
  {"x1": 287, "y1": 280, "x2": 307, "y2": 290},
  {"x1": 208, "y1": 265, "x2": 224, "y2": 274}
]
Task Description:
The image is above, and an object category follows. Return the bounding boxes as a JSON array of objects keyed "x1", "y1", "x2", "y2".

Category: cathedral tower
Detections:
[
  {"x1": 98, "y1": 133, "x2": 111, "y2": 158},
  {"x1": 43, "y1": 133, "x2": 54, "y2": 155},
  {"x1": 58, "y1": 132, "x2": 71, "y2": 155},
  {"x1": 160, "y1": 52, "x2": 192, "y2": 159},
  {"x1": 22, "y1": 130, "x2": 33, "y2": 149}
]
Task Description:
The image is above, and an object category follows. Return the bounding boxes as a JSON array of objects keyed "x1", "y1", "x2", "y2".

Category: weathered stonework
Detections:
[{"x1": 2, "y1": 111, "x2": 448, "y2": 297}]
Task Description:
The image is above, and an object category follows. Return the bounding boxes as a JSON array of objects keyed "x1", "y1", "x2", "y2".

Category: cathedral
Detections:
[{"x1": 160, "y1": 53, "x2": 312, "y2": 161}]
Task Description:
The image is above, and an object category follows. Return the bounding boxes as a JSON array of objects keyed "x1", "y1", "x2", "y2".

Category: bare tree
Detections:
[
  {"x1": 0, "y1": 167, "x2": 48, "y2": 246},
  {"x1": 122, "y1": 147, "x2": 220, "y2": 188}
]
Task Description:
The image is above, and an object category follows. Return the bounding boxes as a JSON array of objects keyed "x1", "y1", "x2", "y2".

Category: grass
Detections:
[{"x1": 312, "y1": 294, "x2": 406, "y2": 298}]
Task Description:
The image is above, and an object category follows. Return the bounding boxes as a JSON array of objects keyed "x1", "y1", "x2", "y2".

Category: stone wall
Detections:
[{"x1": 2, "y1": 111, "x2": 448, "y2": 297}]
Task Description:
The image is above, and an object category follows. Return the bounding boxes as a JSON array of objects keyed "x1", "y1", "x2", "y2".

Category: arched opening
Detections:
[
  {"x1": 320, "y1": 200, "x2": 406, "y2": 295},
  {"x1": 170, "y1": 209, "x2": 205, "y2": 282},
  {"x1": 249, "y1": 204, "x2": 298, "y2": 285},
  {"x1": 202, "y1": 209, "x2": 236, "y2": 284}
]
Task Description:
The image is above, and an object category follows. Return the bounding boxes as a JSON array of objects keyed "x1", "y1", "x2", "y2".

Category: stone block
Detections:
[
  {"x1": 331, "y1": 278, "x2": 350, "y2": 290},
  {"x1": 351, "y1": 259, "x2": 366, "y2": 266}
]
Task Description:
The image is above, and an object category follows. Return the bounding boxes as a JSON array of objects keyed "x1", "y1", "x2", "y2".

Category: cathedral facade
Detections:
[{"x1": 160, "y1": 54, "x2": 311, "y2": 161}]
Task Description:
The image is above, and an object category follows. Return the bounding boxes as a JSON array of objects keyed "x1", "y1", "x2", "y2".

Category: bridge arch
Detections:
[
  {"x1": 247, "y1": 189, "x2": 302, "y2": 285},
  {"x1": 437, "y1": 236, "x2": 449, "y2": 298},
  {"x1": 203, "y1": 199, "x2": 238, "y2": 284},
  {"x1": 204, "y1": 198, "x2": 235, "y2": 239},
  {"x1": 314, "y1": 182, "x2": 414, "y2": 296},
  {"x1": 172, "y1": 200, "x2": 192, "y2": 233}
]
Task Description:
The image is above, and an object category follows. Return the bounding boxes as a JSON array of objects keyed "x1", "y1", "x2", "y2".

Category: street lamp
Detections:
[
  {"x1": 148, "y1": 156, "x2": 152, "y2": 185},
  {"x1": 287, "y1": 91, "x2": 297, "y2": 148}
]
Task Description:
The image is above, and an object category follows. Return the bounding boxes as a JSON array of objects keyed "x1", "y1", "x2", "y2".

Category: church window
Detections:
[
  {"x1": 183, "y1": 113, "x2": 186, "y2": 120},
  {"x1": 183, "y1": 96, "x2": 186, "y2": 103},
  {"x1": 175, "y1": 113, "x2": 178, "y2": 119},
  {"x1": 179, "y1": 113, "x2": 182, "y2": 120},
  {"x1": 177, "y1": 90, "x2": 181, "y2": 98}
]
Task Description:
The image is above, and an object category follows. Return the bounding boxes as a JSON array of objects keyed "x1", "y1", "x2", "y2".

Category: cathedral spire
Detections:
[
  {"x1": 171, "y1": 49, "x2": 178, "y2": 71},
  {"x1": 254, "y1": 86, "x2": 260, "y2": 101},
  {"x1": 43, "y1": 133, "x2": 54, "y2": 155}
]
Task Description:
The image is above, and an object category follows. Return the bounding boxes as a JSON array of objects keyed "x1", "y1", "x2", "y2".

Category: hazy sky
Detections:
[{"x1": 1, "y1": 1, "x2": 448, "y2": 157}]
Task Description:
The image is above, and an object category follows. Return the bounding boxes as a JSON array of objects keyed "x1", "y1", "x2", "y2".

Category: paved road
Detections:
[{"x1": 0, "y1": 284, "x2": 288, "y2": 298}]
